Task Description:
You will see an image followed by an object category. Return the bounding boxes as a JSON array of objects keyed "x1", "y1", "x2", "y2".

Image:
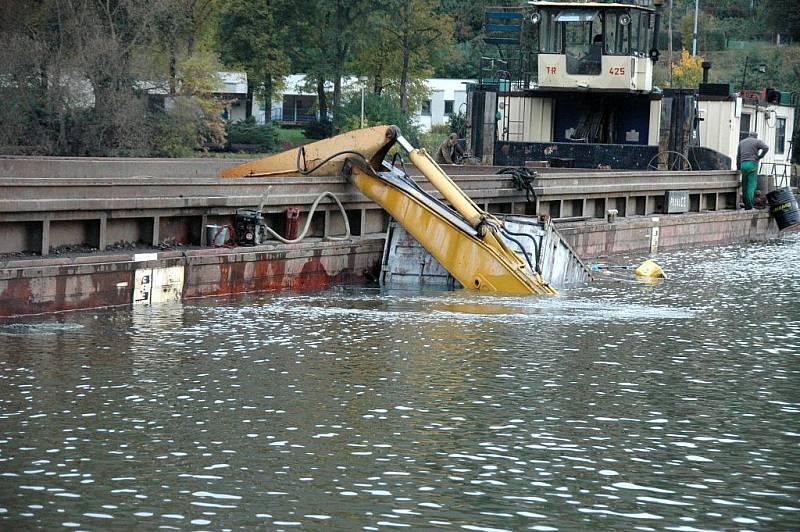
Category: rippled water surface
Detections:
[{"x1": 1, "y1": 236, "x2": 799, "y2": 530}]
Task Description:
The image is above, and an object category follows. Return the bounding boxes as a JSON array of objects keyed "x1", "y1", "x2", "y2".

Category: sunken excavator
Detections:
[{"x1": 221, "y1": 125, "x2": 574, "y2": 296}]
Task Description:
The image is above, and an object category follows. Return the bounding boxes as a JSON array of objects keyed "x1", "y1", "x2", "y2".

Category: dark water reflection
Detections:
[{"x1": 1, "y1": 235, "x2": 799, "y2": 530}]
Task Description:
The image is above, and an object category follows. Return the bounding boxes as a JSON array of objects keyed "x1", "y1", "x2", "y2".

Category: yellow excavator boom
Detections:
[
  {"x1": 220, "y1": 125, "x2": 556, "y2": 295},
  {"x1": 220, "y1": 125, "x2": 397, "y2": 178}
]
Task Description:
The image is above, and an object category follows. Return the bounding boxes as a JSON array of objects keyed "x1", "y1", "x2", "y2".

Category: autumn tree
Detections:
[{"x1": 671, "y1": 49, "x2": 704, "y2": 88}]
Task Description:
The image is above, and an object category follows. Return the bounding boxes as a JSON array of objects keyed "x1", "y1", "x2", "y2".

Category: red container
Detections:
[{"x1": 286, "y1": 208, "x2": 300, "y2": 240}]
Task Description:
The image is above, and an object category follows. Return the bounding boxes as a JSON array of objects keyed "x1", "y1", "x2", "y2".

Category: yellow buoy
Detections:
[{"x1": 634, "y1": 259, "x2": 665, "y2": 278}]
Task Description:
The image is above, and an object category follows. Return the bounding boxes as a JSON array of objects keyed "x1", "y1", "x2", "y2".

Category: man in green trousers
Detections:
[{"x1": 737, "y1": 132, "x2": 769, "y2": 210}]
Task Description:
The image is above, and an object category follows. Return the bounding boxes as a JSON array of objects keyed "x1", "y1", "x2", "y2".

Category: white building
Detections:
[
  {"x1": 698, "y1": 90, "x2": 795, "y2": 175},
  {"x1": 218, "y1": 73, "x2": 474, "y2": 132},
  {"x1": 416, "y1": 78, "x2": 473, "y2": 132}
]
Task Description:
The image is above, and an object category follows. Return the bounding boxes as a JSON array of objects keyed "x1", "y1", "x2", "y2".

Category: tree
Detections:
[
  {"x1": 436, "y1": 0, "x2": 490, "y2": 78},
  {"x1": 286, "y1": 1, "x2": 337, "y2": 124},
  {"x1": 362, "y1": 0, "x2": 454, "y2": 118},
  {"x1": 762, "y1": 0, "x2": 800, "y2": 41},
  {"x1": 217, "y1": 0, "x2": 291, "y2": 123},
  {"x1": 671, "y1": 49, "x2": 704, "y2": 88},
  {"x1": 327, "y1": 0, "x2": 372, "y2": 120},
  {"x1": 153, "y1": 0, "x2": 218, "y2": 94}
]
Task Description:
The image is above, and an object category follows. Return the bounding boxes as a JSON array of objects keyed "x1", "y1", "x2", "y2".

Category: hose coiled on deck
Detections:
[{"x1": 496, "y1": 166, "x2": 538, "y2": 206}]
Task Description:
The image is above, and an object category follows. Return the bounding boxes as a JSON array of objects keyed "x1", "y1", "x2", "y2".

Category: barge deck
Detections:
[{"x1": 0, "y1": 156, "x2": 780, "y2": 317}]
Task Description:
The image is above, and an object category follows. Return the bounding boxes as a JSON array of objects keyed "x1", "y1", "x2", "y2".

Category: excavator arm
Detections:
[
  {"x1": 220, "y1": 125, "x2": 398, "y2": 178},
  {"x1": 221, "y1": 125, "x2": 555, "y2": 295}
]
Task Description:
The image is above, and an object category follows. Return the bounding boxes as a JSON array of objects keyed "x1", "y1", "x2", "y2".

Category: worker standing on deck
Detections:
[
  {"x1": 435, "y1": 133, "x2": 465, "y2": 165},
  {"x1": 737, "y1": 132, "x2": 769, "y2": 210}
]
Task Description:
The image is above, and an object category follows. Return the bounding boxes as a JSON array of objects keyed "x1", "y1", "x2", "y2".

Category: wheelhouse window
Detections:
[
  {"x1": 776, "y1": 117, "x2": 786, "y2": 154},
  {"x1": 539, "y1": 10, "x2": 562, "y2": 53},
  {"x1": 536, "y1": 7, "x2": 655, "y2": 65},
  {"x1": 557, "y1": 10, "x2": 603, "y2": 75},
  {"x1": 630, "y1": 10, "x2": 653, "y2": 56},
  {"x1": 604, "y1": 11, "x2": 630, "y2": 55},
  {"x1": 444, "y1": 100, "x2": 454, "y2": 115}
]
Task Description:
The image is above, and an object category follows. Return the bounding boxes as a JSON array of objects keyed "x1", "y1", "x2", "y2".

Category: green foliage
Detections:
[
  {"x1": 678, "y1": 12, "x2": 727, "y2": 53},
  {"x1": 417, "y1": 131, "x2": 449, "y2": 156},
  {"x1": 153, "y1": 101, "x2": 200, "y2": 158},
  {"x1": 303, "y1": 120, "x2": 335, "y2": 140},
  {"x1": 448, "y1": 111, "x2": 467, "y2": 138},
  {"x1": 0, "y1": 0, "x2": 227, "y2": 158},
  {"x1": 336, "y1": 92, "x2": 420, "y2": 144},
  {"x1": 762, "y1": 0, "x2": 800, "y2": 41},
  {"x1": 429, "y1": 124, "x2": 452, "y2": 135},
  {"x1": 353, "y1": 0, "x2": 454, "y2": 117},
  {"x1": 226, "y1": 117, "x2": 279, "y2": 152},
  {"x1": 5, "y1": 0, "x2": 800, "y2": 161}
]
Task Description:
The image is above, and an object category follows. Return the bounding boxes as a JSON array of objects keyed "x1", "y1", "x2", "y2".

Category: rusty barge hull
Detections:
[
  {"x1": 0, "y1": 209, "x2": 779, "y2": 318},
  {"x1": 0, "y1": 240, "x2": 383, "y2": 318},
  {"x1": 559, "y1": 210, "x2": 778, "y2": 258}
]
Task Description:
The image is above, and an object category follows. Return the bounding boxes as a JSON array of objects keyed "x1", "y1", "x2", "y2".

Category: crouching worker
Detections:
[
  {"x1": 737, "y1": 132, "x2": 769, "y2": 210},
  {"x1": 435, "y1": 133, "x2": 465, "y2": 165}
]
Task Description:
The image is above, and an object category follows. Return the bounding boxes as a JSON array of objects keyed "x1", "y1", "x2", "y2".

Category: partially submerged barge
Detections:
[{"x1": 0, "y1": 141, "x2": 779, "y2": 317}]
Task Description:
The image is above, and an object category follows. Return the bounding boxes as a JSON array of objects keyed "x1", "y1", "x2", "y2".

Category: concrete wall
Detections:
[
  {"x1": 559, "y1": 210, "x2": 778, "y2": 259},
  {"x1": 0, "y1": 240, "x2": 384, "y2": 317},
  {"x1": 0, "y1": 209, "x2": 780, "y2": 317}
]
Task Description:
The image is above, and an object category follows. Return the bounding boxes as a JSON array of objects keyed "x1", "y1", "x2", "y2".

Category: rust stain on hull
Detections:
[
  {"x1": 0, "y1": 270, "x2": 133, "y2": 318},
  {"x1": 0, "y1": 245, "x2": 383, "y2": 318}
]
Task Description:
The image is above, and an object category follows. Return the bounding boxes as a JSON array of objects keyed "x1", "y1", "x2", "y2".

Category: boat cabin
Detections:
[{"x1": 529, "y1": 0, "x2": 659, "y2": 92}]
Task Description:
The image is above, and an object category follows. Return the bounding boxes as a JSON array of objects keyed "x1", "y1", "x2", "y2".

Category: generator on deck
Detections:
[{"x1": 234, "y1": 209, "x2": 265, "y2": 246}]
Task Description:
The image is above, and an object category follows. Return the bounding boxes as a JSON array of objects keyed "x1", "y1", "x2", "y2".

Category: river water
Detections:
[{"x1": 1, "y1": 236, "x2": 799, "y2": 531}]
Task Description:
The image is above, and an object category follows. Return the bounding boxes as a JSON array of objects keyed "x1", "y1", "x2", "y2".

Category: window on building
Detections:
[
  {"x1": 444, "y1": 100, "x2": 454, "y2": 115},
  {"x1": 776, "y1": 117, "x2": 786, "y2": 155},
  {"x1": 739, "y1": 113, "x2": 751, "y2": 141},
  {"x1": 421, "y1": 100, "x2": 431, "y2": 116}
]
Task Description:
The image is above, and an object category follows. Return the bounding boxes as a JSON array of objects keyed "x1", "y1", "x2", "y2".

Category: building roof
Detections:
[
  {"x1": 424, "y1": 78, "x2": 475, "y2": 99},
  {"x1": 277, "y1": 74, "x2": 475, "y2": 98},
  {"x1": 218, "y1": 71, "x2": 248, "y2": 94}
]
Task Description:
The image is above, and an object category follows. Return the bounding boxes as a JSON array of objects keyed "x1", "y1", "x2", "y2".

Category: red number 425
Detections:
[{"x1": 608, "y1": 67, "x2": 626, "y2": 75}]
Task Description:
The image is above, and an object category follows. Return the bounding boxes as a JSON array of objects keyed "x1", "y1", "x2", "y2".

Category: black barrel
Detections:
[{"x1": 766, "y1": 187, "x2": 800, "y2": 231}]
